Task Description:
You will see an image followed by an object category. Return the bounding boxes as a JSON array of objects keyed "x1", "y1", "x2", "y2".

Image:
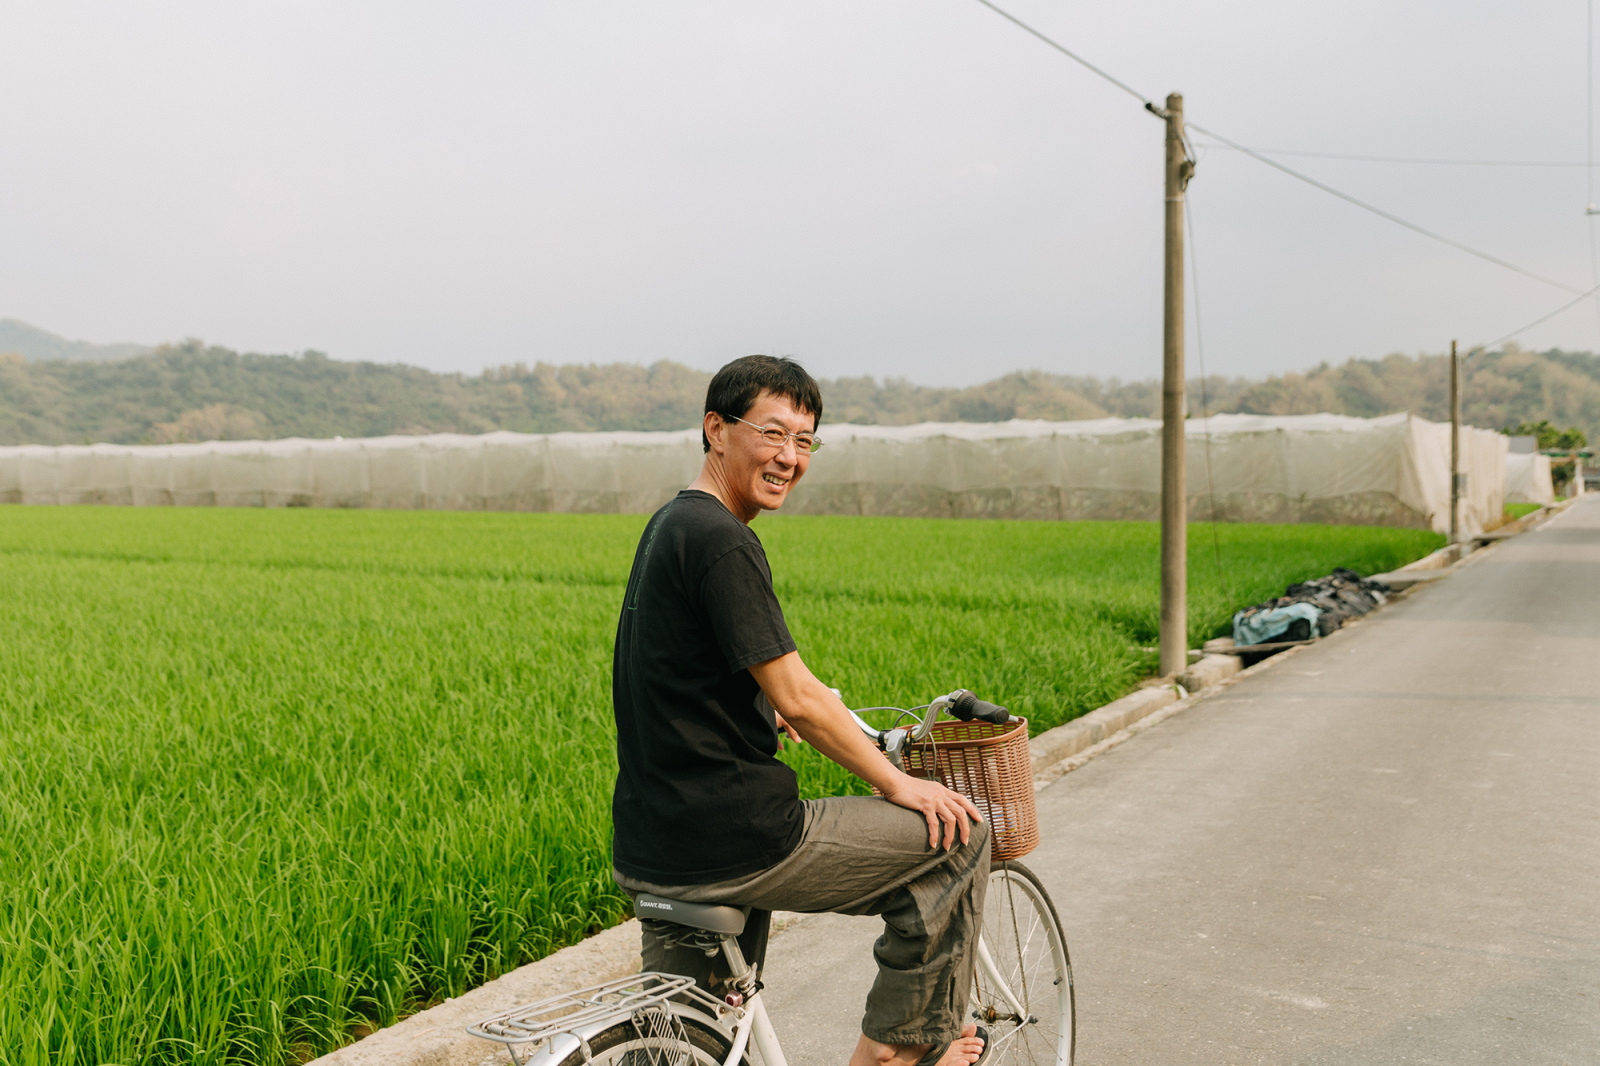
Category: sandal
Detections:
[{"x1": 913, "y1": 1026, "x2": 991, "y2": 1066}]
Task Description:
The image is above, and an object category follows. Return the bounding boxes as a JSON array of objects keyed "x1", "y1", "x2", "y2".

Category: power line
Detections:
[
  {"x1": 1195, "y1": 144, "x2": 1596, "y2": 168},
  {"x1": 1187, "y1": 122, "x2": 1588, "y2": 295},
  {"x1": 1470, "y1": 278, "x2": 1600, "y2": 354},
  {"x1": 967, "y1": 0, "x2": 1589, "y2": 297},
  {"x1": 1185, "y1": 187, "x2": 1229, "y2": 600}
]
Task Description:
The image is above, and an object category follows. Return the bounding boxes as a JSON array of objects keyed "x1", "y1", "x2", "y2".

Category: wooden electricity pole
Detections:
[
  {"x1": 1159, "y1": 92, "x2": 1192, "y2": 678},
  {"x1": 1449, "y1": 340, "x2": 1462, "y2": 544}
]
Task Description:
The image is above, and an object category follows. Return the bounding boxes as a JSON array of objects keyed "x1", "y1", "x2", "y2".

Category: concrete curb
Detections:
[
  {"x1": 1026, "y1": 654, "x2": 1243, "y2": 778},
  {"x1": 1032, "y1": 635, "x2": 1319, "y2": 786},
  {"x1": 313, "y1": 920, "x2": 643, "y2": 1066},
  {"x1": 310, "y1": 909, "x2": 815, "y2": 1066}
]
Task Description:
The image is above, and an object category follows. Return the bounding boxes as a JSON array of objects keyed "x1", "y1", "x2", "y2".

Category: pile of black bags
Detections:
[{"x1": 1231, "y1": 567, "x2": 1390, "y2": 646}]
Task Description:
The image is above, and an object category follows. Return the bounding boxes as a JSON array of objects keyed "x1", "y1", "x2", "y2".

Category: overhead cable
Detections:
[
  {"x1": 969, "y1": 0, "x2": 1589, "y2": 296},
  {"x1": 1186, "y1": 123, "x2": 1586, "y2": 295},
  {"x1": 1470, "y1": 279, "x2": 1600, "y2": 354},
  {"x1": 1185, "y1": 187, "x2": 1229, "y2": 599},
  {"x1": 1194, "y1": 144, "x2": 1596, "y2": 168}
]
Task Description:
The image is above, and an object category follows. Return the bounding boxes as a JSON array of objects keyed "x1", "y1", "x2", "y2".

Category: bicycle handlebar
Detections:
[
  {"x1": 948, "y1": 689, "x2": 1011, "y2": 726},
  {"x1": 847, "y1": 709, "x2": 885, "y2": 741},
  {"x1": 844, "y1": 688, "x2": 1013, "y2": 760}
]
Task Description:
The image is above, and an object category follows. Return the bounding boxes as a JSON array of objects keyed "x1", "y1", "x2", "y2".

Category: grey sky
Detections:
[{"x1": 2, "y1": 0, "x2": 1596, "y2": 385}]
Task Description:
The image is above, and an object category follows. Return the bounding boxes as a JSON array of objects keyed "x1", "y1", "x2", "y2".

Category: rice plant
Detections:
[{"x1": 0, "y1": 507, "x2": 1440, "y2": 1063}]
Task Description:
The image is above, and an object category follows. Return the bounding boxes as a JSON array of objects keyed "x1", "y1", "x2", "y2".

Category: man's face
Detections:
[{"x1": 710, "y1": 391, "x2": 815, "y2": 517}]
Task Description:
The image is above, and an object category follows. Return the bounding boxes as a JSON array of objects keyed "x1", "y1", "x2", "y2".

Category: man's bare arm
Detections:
[{"x1": 748, "y1": 651, "x2": 982, "y2": 850}]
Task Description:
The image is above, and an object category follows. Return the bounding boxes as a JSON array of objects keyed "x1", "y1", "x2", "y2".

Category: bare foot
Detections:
[{"x1": 849, "y1": 1024, "x2": 985, "y2": 1066}]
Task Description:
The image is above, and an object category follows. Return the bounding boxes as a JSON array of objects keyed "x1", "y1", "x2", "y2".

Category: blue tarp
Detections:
[{"x1": 1233, "y1": 602, "x2": 1321, "y2": 647}]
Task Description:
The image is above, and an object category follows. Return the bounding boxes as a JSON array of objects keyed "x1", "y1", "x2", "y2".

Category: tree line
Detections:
[{"x1": 1, "y1": 340, "x2": 1595, "y2": 448}]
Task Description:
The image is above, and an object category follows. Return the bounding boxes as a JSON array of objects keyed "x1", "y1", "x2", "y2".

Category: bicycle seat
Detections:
[{"x1": 633, "y1": 894, "x2": 749, "y2": 935}]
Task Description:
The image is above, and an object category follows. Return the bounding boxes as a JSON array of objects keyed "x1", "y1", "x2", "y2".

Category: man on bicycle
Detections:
[{"x1": 612, "y1": 355, "x2": 990, "y2": 1066}]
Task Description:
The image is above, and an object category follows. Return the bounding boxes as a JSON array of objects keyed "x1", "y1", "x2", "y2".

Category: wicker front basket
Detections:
[{"x1": 900, "y1": 718, "x2": 1039, "y2": 863}]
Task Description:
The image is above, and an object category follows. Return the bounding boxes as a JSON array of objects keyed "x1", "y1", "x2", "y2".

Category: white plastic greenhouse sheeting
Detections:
[
  {"x1": 1504, "y1": 451, "x2": 1555, "y2": 505},
  {"x1": 784, "y1": 412, "x2": 1503, "y2": 533},
  {"x1": 0, "y1": 431, "x2": 706, "y2": 514},
  {"x1": 0, "y1": 412, "x2": 1505, "y2": 533}
]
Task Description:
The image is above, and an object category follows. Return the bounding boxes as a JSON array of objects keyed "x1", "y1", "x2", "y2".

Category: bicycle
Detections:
[{"x1": 469, "y1": 689, "x2": 1075, "y2": 1066}]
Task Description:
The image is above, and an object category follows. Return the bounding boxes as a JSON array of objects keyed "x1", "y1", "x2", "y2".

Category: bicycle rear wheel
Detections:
[
  {"x1": 970, "y1": 861, "x2": 1074, "y2": 1066},
  {"x1": 550, "y1": 1014, "x2": 746, "y2": 1066}
]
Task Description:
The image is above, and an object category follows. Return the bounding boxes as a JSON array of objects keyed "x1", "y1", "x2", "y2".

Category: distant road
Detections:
[{"x1": 764, "y1": 497, "x2": 1600, "y2": 1064}]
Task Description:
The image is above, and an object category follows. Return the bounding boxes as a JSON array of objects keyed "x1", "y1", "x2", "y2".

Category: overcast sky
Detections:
[{"x1": 2, "y1": 0, "x2": 1597, "y2": 385}]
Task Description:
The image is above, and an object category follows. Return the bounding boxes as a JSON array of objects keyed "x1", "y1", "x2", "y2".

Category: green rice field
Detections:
[{"x1": 0, "y1": 507, "x2": 1443, "y2": 1065}]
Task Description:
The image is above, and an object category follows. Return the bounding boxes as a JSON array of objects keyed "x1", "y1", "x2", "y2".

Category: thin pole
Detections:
[
  {"x1": 1588, "y1": 0, "x2": 1600, "y2": 342},
  {"x1": 1160, "y1": 92, "x2": 1189, "y2": 678},
  {"x1": 1449, "y1": 340, "x2": 1462, "y2": 543}
]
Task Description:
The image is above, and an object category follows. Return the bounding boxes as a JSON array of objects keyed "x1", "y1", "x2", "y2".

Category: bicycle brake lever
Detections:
[
  {"x1": 908, "y1": 692, "x2": 958, "y2": 742},
  {"x1": 882, "y1": 727, "x2": 909, "y2": 770}
]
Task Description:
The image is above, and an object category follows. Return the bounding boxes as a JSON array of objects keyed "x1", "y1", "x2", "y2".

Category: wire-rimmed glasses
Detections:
[{"x1": 720, "y1": 413, "x2": 823, "y2": 453}]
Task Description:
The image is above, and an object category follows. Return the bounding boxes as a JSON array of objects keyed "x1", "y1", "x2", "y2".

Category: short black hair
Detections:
[{"x1": 702, "y1": 355, "x2": 823, "y2": 452}]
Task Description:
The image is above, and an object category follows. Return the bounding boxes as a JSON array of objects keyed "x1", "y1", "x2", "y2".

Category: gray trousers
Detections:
[{"x1": 614, "y1": 795, "x2": 990, "y2": 1046}]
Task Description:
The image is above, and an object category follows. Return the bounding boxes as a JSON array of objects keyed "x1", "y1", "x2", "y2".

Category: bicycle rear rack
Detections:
[{"x1": 469, "y1": 972, "x2": 730, "y2": 1066}]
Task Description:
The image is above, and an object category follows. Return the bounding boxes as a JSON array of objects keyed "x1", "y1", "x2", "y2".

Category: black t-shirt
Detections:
[{"x1": 611, "y1": 490, "x2": 804, "y2": 884}]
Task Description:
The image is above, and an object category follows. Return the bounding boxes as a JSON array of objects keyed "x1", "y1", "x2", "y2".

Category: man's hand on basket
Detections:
[{"x1": 880, "y1": 774, "x2": 983, "y2": 851}]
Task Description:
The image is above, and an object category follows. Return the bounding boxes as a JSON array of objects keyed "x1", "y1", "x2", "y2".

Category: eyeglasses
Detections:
[{"x1": 720, "y1": 413, "x2": 823, "y2": 453}]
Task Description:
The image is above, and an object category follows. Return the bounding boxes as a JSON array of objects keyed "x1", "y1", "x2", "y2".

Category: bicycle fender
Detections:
[{"x1": 491, "y1": 1000, "x2": 736, "y2": 1066}]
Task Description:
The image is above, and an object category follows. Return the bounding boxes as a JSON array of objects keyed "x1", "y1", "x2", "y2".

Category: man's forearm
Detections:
[
  {"x1": 748, "y1": 652, "x2": 904, "y2": 793},
  {"x1": 785, "y1": 686, "x2": 906, "y2": 793},
  {"x1": 750, "y1": 650, "x2": 985, "y2": 848}
]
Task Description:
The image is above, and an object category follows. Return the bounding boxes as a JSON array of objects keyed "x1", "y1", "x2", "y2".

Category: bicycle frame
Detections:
[
  {"x1": 720, "y1": 988, "x2": 786, "y2": 1066},
  {"x1": 475, "y1": 943, "x2": 788, "y2": 1066},
  {"x1": 646, "y1": 690, "x2": 1029, "y2": 1066},
  {"x1": 472, "y1": 925, "x2": 1038, "y2": 1066},
  {"x1": 701, "y1": 921, "x2": 789, "y2": 1066},
  {"x1": 476, "y1": 689, "x2": 1039, "y2": 1066},
  {"x1": 695, "y1": 930, "x2": 1021, "y2": 1066},
  {"x1": 646, "y1": 935, "x2": 1016, "y2": 1066}
]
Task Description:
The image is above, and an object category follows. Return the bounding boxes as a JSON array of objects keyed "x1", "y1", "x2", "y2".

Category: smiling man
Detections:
[{"x1": 611, "y1": 355, "x2": 991, "y2": 1066}]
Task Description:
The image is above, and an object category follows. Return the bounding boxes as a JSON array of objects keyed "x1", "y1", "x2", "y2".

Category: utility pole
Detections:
[
  {"x1": 1449, "y1": 340, "x2": 1462, "y2": 544},
  {"x1": 1159, "y1": 92, "x2": 1192, "y2": 679}
]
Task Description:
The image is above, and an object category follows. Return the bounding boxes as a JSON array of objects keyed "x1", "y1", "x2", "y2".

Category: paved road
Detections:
[{"x1": 762, "y1": 497, "x2": 1600, "y2": 1064}]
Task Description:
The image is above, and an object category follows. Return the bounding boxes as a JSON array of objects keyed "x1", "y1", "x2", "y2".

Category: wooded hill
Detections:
[{"x1": 2, "y1": 340, "x2": 1596, "y2": 447}]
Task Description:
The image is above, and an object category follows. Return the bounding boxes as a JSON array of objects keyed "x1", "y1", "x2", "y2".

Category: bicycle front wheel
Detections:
[{"x1": 970, "y1": 860, "x2": 1075, "y2": 1066}]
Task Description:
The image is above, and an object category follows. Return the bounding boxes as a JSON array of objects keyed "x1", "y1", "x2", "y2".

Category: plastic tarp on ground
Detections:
[
  {"x1": 0, "y1": 412, "x2": 1506, "y2": 533},
  {"x1": 1504, "y1": 451, "x2": 1555, "y2": 505}
]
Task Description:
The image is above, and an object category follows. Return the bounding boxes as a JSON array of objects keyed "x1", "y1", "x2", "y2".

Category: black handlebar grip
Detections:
[{"x1": 951, "y1": 690, "x2": 1011, "y2": 725}]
